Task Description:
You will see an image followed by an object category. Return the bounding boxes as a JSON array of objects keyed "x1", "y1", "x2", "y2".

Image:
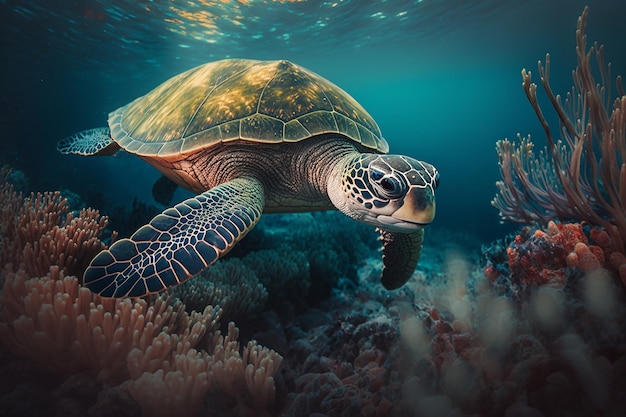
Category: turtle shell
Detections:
[{"x1": 108, "y1": 59, "x2": 389, "y2": 157}]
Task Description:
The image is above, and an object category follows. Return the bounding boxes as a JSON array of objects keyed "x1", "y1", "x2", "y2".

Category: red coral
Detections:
[
  {"x1": 505, "y1": 221, "x2": 583, "y2": 288},
  {"x1": 484, "y1": 263, "x2": 500, "y2": 283},
  {"x1": 547, "y1": 222, "x2": 587, "y2": 253},
  {"x1": 589, "y1": 228, "x2": 611, "y2": 248},
  {"x1": 421, "y1": 307, "x2": 478, "y2": 371},
  {"x1": 494, "y1": 220, "x2": 625, "y2": 295}
]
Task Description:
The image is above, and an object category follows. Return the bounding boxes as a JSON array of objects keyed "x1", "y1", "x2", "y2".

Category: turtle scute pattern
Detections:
[{"x1": 108, "y1": 59, "x2": 388, "y2": 157}]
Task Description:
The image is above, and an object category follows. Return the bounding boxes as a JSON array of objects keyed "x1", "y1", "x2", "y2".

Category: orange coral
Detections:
[
  {"x1": 504, "y1": 221, "x2": 582, "y2": 288},
  {"x1": 567, "y1": 242, "x2": 602, "y2": 272}
]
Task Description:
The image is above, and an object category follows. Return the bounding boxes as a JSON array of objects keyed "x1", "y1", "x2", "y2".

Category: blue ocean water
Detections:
[
  {"x1": 2, "y1": 2, "x2": 626, "y2": 416},
  {"x1": 2, "y1": 0, "x2": 624, "y2": 243}
]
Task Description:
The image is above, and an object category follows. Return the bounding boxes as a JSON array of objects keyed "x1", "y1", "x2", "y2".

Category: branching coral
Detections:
[
  {"x1": 125, "y1": 322, "x2": 283, "y2": 417},
  {"x1": 0, "y1": 171, "x2": 113, "y2": 279},
  {"x1": 492, "y1": 7, "x2": 626, "y2": 256},
  {"x1": 0, "y1": 265, "x2": 220, "y2": 384},
  {"x1": 0, "y1": 264, "x2": 284, "y2": 415},
  {"x1": 0, "y1": 170, "x2": 284, "y2": 416}
]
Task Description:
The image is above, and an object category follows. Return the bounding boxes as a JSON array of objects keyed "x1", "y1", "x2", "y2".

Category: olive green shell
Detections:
[{"x1": 108, "y1": 59, "x2": 389, "y2": 157}]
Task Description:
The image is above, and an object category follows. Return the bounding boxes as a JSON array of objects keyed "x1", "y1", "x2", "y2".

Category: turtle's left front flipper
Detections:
[
  {"x1": 378, "y1": 228, "x2": 424, "y2": 290},
  {"x1": 84, "y1": 177, "x2": 265, "y2": 298}
]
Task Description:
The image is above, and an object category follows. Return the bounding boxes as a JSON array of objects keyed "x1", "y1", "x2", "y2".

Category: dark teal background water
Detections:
[{"x1": 1, "y1": 0, "x2": 624, "y2": 242}]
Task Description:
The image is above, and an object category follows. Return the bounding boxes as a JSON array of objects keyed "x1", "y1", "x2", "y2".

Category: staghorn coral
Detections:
[{"x1": 492, "y1": 7, "x2": 626, "y2": 256}]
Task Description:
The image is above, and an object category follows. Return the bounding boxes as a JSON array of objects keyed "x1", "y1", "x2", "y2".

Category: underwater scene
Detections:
[{"x1": 1, "y1": 0, "x2": 626, "y2": 416}]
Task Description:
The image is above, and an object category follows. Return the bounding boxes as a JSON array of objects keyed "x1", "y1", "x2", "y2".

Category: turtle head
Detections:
[{"x1": 329, "y1": 154, "x2": 438, "y2": 232}]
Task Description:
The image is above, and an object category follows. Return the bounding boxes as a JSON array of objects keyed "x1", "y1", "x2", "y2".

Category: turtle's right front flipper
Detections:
[
  {"x1": 57, "y1": 127, "x2": 120, "y2": 156},
  {"x1": 83, "y1": 177, "x2": 265, "y2": 298}
]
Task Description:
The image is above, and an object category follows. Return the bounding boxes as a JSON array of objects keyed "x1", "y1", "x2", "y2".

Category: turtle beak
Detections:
[{"x1": 393, "y1": 186, "x2": 436, "y2": 225}]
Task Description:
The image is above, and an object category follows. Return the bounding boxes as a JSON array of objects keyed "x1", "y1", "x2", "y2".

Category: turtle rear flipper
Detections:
[
  {"x1": 152, "y1": 174, "x2": 179, "y2": 206},
  {"x1": 83, "y1": 177, "x2": 265, "y2": 298},
  {"x1": 379, "y1": 228, "x2": 424, "y2": 289},
  {"x1": 57, "y1": 127, "x2": 120, "y2": 156}
]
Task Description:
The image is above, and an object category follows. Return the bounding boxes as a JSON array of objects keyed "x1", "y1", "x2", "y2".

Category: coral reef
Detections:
[
  {"x1": 0, "y1": 173, "x2": 284, "y2": 417},
  {"x1": 484, "y1": 220, "x2": 626, "y2": 299},
  {"x1": 170, "y1": 257, "x2": 268, "y2": 322},
  {"x1": 0, "y1": 170, "x2": 112, "y2": 280},
  {"x1": 2, "y1": 181, "x2": 626, "y2": 417},
  {"x1": 492, "y1": 6, "x2": 626, "y2": 255},
  {"x1": 242, "y1": 248, "x2": 310, "y2": 310},
  {"x1": 3, "y1": 7, "x2": 626, "y2": 417},
  {"x1": 0, "y1": 267, "x2": 220, "y2": 384},
  {"x1": 125, "y1": 322, "x2": 283, "y2": 417}
]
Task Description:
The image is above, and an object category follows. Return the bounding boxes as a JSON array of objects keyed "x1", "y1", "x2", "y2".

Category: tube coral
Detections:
[{"x1": 492, "y1": 7, "x2": 626, "y2": 255}]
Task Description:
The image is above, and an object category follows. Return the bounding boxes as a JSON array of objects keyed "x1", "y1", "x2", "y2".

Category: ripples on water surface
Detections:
[{"x1": 5, "y1": 0, "x2": 528, "y2": 70}]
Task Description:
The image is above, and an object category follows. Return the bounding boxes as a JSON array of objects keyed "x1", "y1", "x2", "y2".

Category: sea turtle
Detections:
[{"x1": 58, "y1": 59, "x2": 439, "y2": 298}]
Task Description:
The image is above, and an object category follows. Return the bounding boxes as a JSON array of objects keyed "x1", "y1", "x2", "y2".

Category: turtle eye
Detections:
[
  {"x1": 376, "y1": 175, "x2": 406, "y2": 199},
  {"x1": 381, "y1": 178, "x2": 395, "y2": 191}
]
